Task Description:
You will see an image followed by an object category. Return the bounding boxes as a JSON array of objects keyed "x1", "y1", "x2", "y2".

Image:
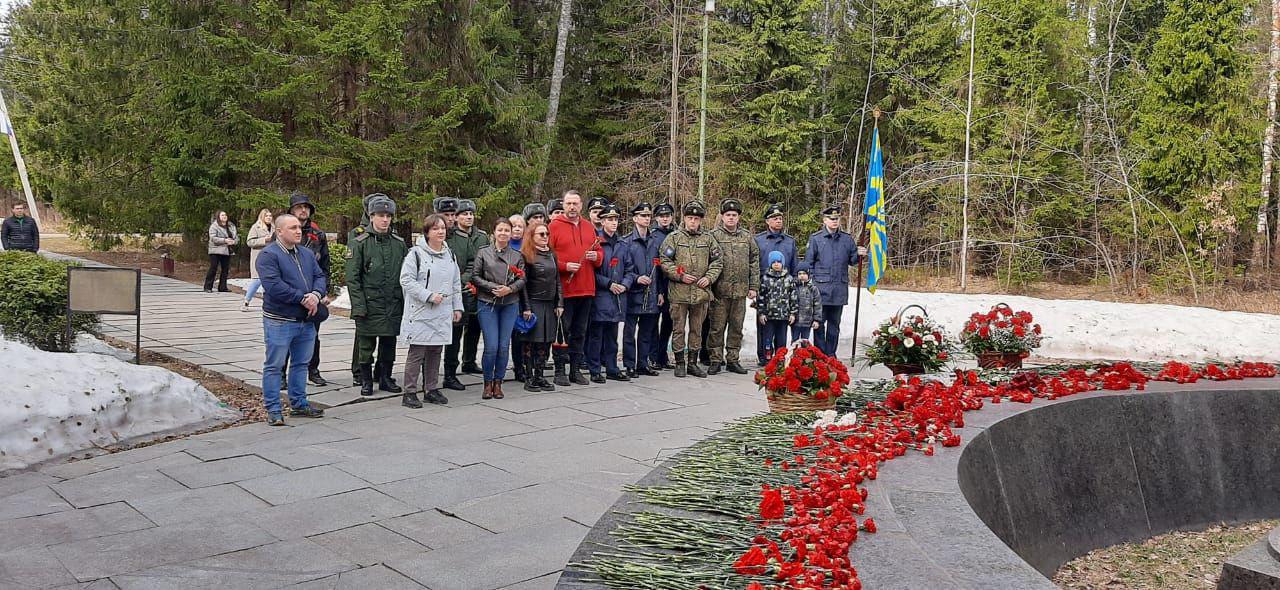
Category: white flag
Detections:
[{"x1": 0, "y1": 111, "x2": 11, "y2": 136}]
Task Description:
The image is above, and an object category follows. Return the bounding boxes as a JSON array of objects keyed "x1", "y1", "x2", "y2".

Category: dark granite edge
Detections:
[{"x1": 1269, "y1": 524, "x2": 1280, "y2": 562}]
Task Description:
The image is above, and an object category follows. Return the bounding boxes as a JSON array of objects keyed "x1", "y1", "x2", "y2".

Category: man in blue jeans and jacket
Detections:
[{"x1": 258, "y1": 213, "x2": 327, "y2": 426}]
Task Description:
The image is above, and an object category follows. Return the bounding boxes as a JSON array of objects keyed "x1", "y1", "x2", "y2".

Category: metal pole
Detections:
[
  {"x1": 135, "y1": 270, "x2": 142, "y2": 365},
  {"x1": 0, "y1": 89, "x2": 41, "y2": 226},
  {"x1": 697, "y1": 0, "x2": 713, "y2": 203}
]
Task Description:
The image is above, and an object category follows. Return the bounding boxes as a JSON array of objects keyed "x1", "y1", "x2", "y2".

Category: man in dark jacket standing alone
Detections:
[
  {"x1": 346, "y1": 194, "x2": 408, "y2": 396},
  {"x1": 1, "y1": 203, "x2": 39, "y2": 252},
  {"x1": 257, "y1": 213, "x2": 326, "y2": 426}
]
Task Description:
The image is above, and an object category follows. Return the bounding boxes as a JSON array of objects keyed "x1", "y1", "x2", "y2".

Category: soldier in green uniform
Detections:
[
  {"x1": 348, "y1": 192, "x2": 379, "y2": 387},
  {"x1": 443, "y1": 198, "x2": 490, "y2": 390},
  {"x1": 707, "y1": 198, "x2": 760, "y2": 375},
  {"x1": 345, "y1": 194, "x2": 409, "y2": 396},
  {"x1": 658, "y1": 201, "x2": 723, "y2": 378}
]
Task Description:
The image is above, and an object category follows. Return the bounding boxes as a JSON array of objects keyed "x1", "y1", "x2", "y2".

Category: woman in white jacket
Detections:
[
  {"x1": 399, "y1": 214, "x2": 463, "y2": 408},
  {"x1": 242, "y1": 208, "x2": 274, "y2": 310}
]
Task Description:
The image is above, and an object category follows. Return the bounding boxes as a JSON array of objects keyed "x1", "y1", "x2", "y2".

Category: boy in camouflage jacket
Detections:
[
  {"x1": 791, "y1": 262, "x2": 823, "y2": 344},
  {"x1": 757, "y1": 251, "x2": 797, "y2": 358}
]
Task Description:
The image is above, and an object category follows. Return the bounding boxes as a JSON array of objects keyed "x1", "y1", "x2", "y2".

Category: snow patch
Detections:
[
  {"x1": 0, "y1": 336, "x2": 239, "y2": 471},
  {"x1": 740, "y1": 288, "x2": 1280, "y2": 364}
]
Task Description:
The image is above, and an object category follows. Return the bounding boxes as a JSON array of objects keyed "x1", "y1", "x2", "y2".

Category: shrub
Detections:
[
  {"x1": 0, "y1": 251, "x2": 98, "y2": 351},
  {"x1": 327, "y1": 242, "x2": 348, "y2": 296}
]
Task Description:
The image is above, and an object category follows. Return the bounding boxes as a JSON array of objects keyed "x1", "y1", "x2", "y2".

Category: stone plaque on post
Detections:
[{"x1": 66, "y1": 267, "x2": 142, "y2": 364}]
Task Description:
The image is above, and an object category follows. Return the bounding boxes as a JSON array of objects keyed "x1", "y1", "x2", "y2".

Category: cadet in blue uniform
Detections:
[
  {"x1": 804, "y1": 205, "x2": 867, "y2": 357},
  {"x1": 753, "y1": 203, "x2": 797, "y2": 365},
  {"x1": 621, "y1": 202, "x2": 663, "y2": 378},
  {"x1": 587, "y1": 204, "x2": 634, "y2": 382},
  {"x1": 649, "y1": 203, "x2": 677, "y2": 370}
]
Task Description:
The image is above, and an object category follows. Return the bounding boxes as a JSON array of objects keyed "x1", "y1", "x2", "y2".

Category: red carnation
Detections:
[
  {"x1": 733, "y1": 545, "x2": 769, "y2": 575},
  {"x1": 610, "y1": 257, "x2": 619, "y2": 268},
  {"x1": 759, "y1": 487, "x2": 785, "y2": 520},
  {"x1": 863, "y1": 518, "x2": 877, "y2": 533},
  {"x1": 676, "y1": 265, "x2": 686, "y2": 275}
]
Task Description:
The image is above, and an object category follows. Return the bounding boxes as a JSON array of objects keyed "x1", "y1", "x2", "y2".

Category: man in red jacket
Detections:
[{"x1": 549, "y1": 190, "x2": 604, "y2": 386}]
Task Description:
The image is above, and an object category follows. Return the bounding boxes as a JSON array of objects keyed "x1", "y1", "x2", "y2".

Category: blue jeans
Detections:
[
  {"x1": 478, "y1": 301, "x2": 519, "y2": 381},
  {"x1": 262, "y1": 318, "x2": 316, "y2": 417},
  {"x1": 814, "y1": 304, "x2": 844, "y2": 356},
  {"x1": 760, "y1": 320, "x2": 790, "y2": 358},
  {"x1": 790, "y1": 325, "x2": 813, "y2": 345},
  {"x1": 623, "y1": 313, "x2": 657, "y2": 370},
  {"x1": 244, "y1": 278, "x2": 262, "y2": 303},
  {"x1": 587, "y1": 320, "x2": 621, "y2": 375}
]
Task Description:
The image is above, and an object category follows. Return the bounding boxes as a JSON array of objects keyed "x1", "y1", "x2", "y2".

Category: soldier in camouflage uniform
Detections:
[
  {"x1": 706, "y1": 198, "x2": 759, "y2": 375},
  {"x1": 346, "y1": 194, "x2": 408, "y2": 396},
  {"x1": 658, "y1": 201, "x2": 723, "y2": 378},
  {"x1": 443, "y1": 199, "x2": 489, "y2": 390}
]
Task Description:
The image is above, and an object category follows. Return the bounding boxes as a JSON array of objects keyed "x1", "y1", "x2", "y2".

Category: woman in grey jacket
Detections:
[
  {"x1": 243, "y1": 209, "x2": 273, "y2": 309},
  {"x1": 399, "y1": 215, "x2": 463, "y2": 408},
  {"x1": 204, "y1": 210, "x2": 239, "y2": 292},
  {"x1": 472, "y1": 217, "x2": 527, "y2": 400}
]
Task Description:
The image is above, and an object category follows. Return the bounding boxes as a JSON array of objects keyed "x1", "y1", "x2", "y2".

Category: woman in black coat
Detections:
[{"x1": 519, "y1": 220, "x2": 563, "y2": 392}]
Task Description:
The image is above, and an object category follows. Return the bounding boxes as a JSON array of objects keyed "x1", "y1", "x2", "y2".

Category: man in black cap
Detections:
[
  {"x1": 805, "y1": 204, "x2": 867, "y2": 357},
  {"x1": 649, "y1": 202, "x2": 677, "y2": 370},
  {"x1": 707, "y1": 198, "x2": 760, "y2": 375},
  {"x1": 444, "y1": 198, "x2": 489, "y2": 388},
  {"x1": 547, "y1": 199, "x2": 566, "y2": 223},
  {"x1": 587, "y1": 196, "x2": 609, "y2": 231},
  {"x1": 658, "y1": 201, "x2": 723, "y2": 378},
  {"x1": 346, "y1": 193, "x2": 408, "y2": 396},
  {"x1": 754, "y1": 202, "x2": 798, "y2": 365},
  {"x1": 622, "y1": 202, "x2": 662, "y2": 378},
  {"x1": 286, "y1": 191, "x2": 332, "y2": 386}
]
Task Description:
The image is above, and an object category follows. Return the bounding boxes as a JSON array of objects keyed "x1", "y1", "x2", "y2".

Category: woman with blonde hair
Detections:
[{"x1": 242, "y1": 208, "x2": 274, "y2": 309}]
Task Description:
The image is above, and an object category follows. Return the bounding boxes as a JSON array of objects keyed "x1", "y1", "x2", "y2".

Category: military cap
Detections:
[
  {"x1": 654, "y1": 203, "x2": 675, "y2": 216},
  {"x1": 547, "y1": 199, "x2": 565, "y2": 214},
  {"x1": 587, "y1": 196, "x2": 609, "y2": 212},
  {"x1": 631, "y1": 202, "x2": 653, "y2": 216},
  {"x1": 821, "y1": 204, "x2": 842, "y2": 216},
  {"x1": 764, "y1": 203, "x2": 785, "y2": 219},
  {"x1": 682, "y1": 201, "x2": 707, "y2": 218},
  {"x1": 458, "y1": 199, "x2": 477, "y2": 214},
  {"x1": 366, "y1": 193, "x2": 396, "y2": 216},
  {"x1": 522, "y1": 203, "x2": 547, "y2": 220},
  {"x1": 600, "y1": 203, "x2": 622, "y2": 218},
  {"x1": 719, "y1": 198, "x2": 742, "y2": 214},
  {"x1": 433, "y1": 197, "x2": 459, "y2": 214}
]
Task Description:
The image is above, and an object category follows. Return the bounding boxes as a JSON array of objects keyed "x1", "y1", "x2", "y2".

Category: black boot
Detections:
[
  {"x1": 570, "y1": 364, "x2": 589, "y2": 386},
  {"x1": 352, "y1": 371, "x2": 363, "y2": 387},
  {"x1": 674, "y1": 352, "x2": 687, "y2": 378},
  {"x1": 402, "y1": 390, "x2": 423, "y2": 408},
  {"x1": 424, "y1": 389, "x2": 449, "y2": 405},
  {"x1": 442, "y1": 371, "x2": 466, "y2": 391},
  {"x1": 554, "y1": 362, "x2": 570, "y2": 387},
  {"x1": 727, "y1": 362, "x2": 749, "y2": 375},
  {"x1": 359, "y1": 364, "x2": 374, "y2": 396},
  {"x1": 378, "y1": 365, "x2": 403, "y2": 393},
  {"x1": 687, "y1": 351, "x2": 708, "y2": 378},
  {"x1": 308, "y1": 370, "x2": 328, "y2": 386},
  {"x1": 707, "y1": 362, "x2": 722, "y2": 375}
]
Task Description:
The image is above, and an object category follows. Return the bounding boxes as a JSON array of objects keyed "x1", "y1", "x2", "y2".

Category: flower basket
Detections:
[
  {"x1": 754, "y1": 341, "x2": 850, "y2": 414},
  {"x1": 977, "y1": 351, "x2": 1024, "y2": 370},
  {"x1": 961, "y1": 303, "x2": 1042, "y2": 364},
  {"x1": 885, "y1": 362, "x2": 926, "y2": 376},
  {"x1": 865, "y1": 305, "x2": 953, "y2": 373}
]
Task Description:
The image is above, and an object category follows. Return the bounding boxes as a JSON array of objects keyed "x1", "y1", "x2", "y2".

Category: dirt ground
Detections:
[{"x1": 1054, "y1": 520, "x2": 1279, "y2": 589}]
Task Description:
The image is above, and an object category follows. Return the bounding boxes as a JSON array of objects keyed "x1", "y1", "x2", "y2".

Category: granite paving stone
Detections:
[
  {"x1": 307, "y1": 523, "x2": 429, "y2": 566},
  {"x1": 249, "y1": 488, "x2": 417, "y2": 538},
  {"x1": 493, "y1": 425, "x2": 616, "y2": 453},
  {"x1": 332, "y1": 452, "x2": 455, "y2": 485},
  {"x1": 50, "y1": 466, "x2": 190, "y2": 509},
  {"x1": 497, "y1": 406, "x2": 604, "y2": 429},
  {"x1": 125, "y1": 483, "x2": 270, "y2": 526},
  {"x1": 500, "y1": 573, "x2": 563, "y2": 590},
  {"x1": 444, "y1": 482, "x2": 615, "y2": 532},
  {"x1": 385, "y1": 518, "x2": 585, "y2": 590},
  {"x1": 159, "y1": 455, "x2": 286, "y2": 488},
  {"x1": 0, "y1": 485, "x2": 74, "y2": 520},
  {"x1": 49, "y1": 520, "x2": 277, "y2": 581},
  {"x1": 0, "y1": 471, "x2": 63, "y2": 498},
  {"x1": 570, "y1": 396, "x2": 682, "y2": 419},
  {"x1": 107, "y1": 538, "x2": 356, "y2": 590},
  {"x1": 376, "y1": 463, "x2": 537, "y2": 510},
  {"x1": 288, "y1": 565, "x2": 426, "y2": 589},
  {"x1": 0, "y1": 502, "x2": 156, "y2": 553},
  {"x1": 380, "y1": 509, "x2": 495, "y2": 550},
  {"x1": 236, "y1": 465, "x2": 369, "y2": 506},
  {"x1": 0, "y1": 545, "x2": 79, "y2": 589}
]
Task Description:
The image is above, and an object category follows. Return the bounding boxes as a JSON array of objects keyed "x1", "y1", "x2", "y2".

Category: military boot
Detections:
[
  {"x1": 687, "y1": 351, "x2": 708, "y2": 378},
  {"x1": 359, "y1": 364, "x2": 374, "y2": 396},
  {"x1": 674, "y1": 352, "x2": 687, "y2": 378}
]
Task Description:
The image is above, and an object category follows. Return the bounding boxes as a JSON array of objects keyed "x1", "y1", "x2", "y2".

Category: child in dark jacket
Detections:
[
  {"x1": 757, "y1": 251, "x2": 796, "y2": 358},
  {"x1": 791, "y1": 262, "x2": 822, "y2": 344}
]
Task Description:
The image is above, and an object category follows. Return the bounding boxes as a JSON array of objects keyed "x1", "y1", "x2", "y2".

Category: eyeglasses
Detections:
[{"x1": 534, "y1": 231, "x2": 549, "y2": 236}]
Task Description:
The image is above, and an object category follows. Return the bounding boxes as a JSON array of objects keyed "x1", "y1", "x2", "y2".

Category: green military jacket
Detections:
[
  {"x1": 709, "y1": 224, "x2": 760, "y2": 298},
  {"x1": 345, "y1": 229, "x2": 408, "y2": 336},
  {"x1": 446, "y1": 226, "x2": 490, "y2": 313},
  {"x1": 659, "y1": 227, "x2": 724, "y2": 306}
]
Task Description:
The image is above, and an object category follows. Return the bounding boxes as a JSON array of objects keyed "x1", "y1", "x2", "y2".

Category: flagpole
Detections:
[
  {"x1": 0, "y1": 90, "x2": 41, "y2": 226},
  {"x1": 850, "y1": 109, "x2": 880, "y2": 365}
]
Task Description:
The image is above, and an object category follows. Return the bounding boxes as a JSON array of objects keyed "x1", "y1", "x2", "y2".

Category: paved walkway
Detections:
[{"x1": 4, "y1": 255, "x2": 769, "y2": 589}]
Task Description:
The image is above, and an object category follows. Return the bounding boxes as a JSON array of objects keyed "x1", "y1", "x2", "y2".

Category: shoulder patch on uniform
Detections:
[
  {"x1": 354, "y1": 233, "x2": 369, "y2": 242},
  {"x1": 663, "y1": 246, "x2": 675, "y2": 258},
  {"x1": 709, "y1": 246, "x2": 722, "y2": 261},
  {"x1": 354, "y1": 226, "x2": 365, "y2": 234},
  {"x1": 343, "y1": 247, "x2": 354, "y2": 259}
]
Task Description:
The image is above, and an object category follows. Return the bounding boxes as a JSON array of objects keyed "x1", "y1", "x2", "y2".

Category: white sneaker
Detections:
[{"x1": 241, "y1": 301, "x2": 252, "y2": 312}]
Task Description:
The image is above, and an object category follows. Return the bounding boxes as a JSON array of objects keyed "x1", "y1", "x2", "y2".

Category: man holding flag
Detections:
[{"x1": 805, "y1": 207, "x2": 866, "y2": 357}]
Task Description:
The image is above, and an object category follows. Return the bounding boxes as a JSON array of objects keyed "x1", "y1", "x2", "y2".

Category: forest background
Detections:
[{"x1": 1, "y1": 0, "x2": 1279, "y2": 302}]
